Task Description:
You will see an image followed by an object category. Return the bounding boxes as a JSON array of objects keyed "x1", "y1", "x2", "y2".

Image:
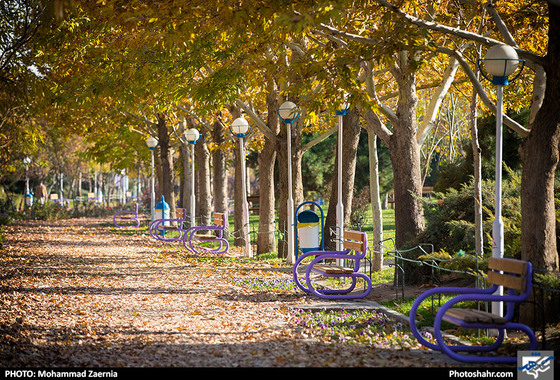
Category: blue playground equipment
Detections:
[{"x1": 294, "y1": 201, "x2": 325, "y2": 260}]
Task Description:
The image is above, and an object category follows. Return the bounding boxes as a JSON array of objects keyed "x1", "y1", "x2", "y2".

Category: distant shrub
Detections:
[{"x1": 413, "y1": 170, "x2": 523, "y2": 259}]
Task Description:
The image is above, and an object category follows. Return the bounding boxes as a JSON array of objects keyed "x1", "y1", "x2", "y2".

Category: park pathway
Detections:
[{"x1": 0, "y1": 216, "x2": 487, "y2": 368}]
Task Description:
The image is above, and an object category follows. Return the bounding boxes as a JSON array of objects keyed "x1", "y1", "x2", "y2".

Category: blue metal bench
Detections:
[
  {"x1": 409, "y1": 257, "x2": 537, "y2": 363},
  {"x1": 149, "y1": 207, "x2": 188, "y2": 241},
  {"x1": 113, "y1": 202, "x2": 140, "y2": 228},
  {"x1": 182, "y1": 212, "x2": 229, "y2": 254},
  {"x1": 292, "y1": 230, "x2": 372, "y2": 299}
]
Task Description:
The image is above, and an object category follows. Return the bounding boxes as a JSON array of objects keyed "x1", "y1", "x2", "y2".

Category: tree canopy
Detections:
[{"x1": 1, "y1": 0, "x2": 557, "y2": 272}]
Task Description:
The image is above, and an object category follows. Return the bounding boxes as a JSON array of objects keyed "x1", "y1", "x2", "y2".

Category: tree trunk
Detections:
[
  {"x1": 363, "y1": 57, "x2": 425, "y2": 254},
  {"x1": 156, "y1": 113, "x2": 175, "y2": 218},
  {"x1": 324, "y1": 108, "x2": 361, "y2": 250},
  {"x1": 520, "y1": 3, "x2": 560, "y2": 273},
  {"x1": 388, "y1": 66, "x2": 425, "y2": 249},
  {"x1": 229, "y1": 106, "x2": 245, "y2": 248},
  {"x1": 211, "y1": 120, "x2": 229, "y2": 235},
  {"x1": 470, "y1": 77, "x2": 484, "y2": 259},
  {"x1": 364, "y1": 114, "x2": 384, "y2": 271},
  {"x1": 256, "y1": 89, "x2": 280, "y2": 255},
  {"x1": 519, "y1": 3, "x2": 560, "y2": 324},
  {"x1": 195, "y1": 130, "x2": 212, "y2": 226},
  {"x1": 179, "y1": 143, "x2": 189, "y2": 209}
]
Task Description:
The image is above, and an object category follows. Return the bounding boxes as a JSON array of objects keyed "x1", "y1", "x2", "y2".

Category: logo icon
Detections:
[{"x1": 518, "y1": 351, "x2": 554, "y2": 380}]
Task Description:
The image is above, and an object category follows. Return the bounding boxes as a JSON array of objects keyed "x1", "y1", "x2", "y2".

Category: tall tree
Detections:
[{"x1": 378, "y1": 0, "x2": 559, "y2": 274}]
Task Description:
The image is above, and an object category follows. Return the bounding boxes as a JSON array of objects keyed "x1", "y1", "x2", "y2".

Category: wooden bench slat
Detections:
[
  {"x1": 312, "y1": 264, "x2": 354, "y2": 274},
  {"x1": 487, "y1": 271, "x2": 525, "y2": 290},
  {"x1": 343, "y1": 230, "x2": 364, "y2": 241},
  {"x1": 442, "y1": 308, "x2": 508, "y2": 324},
  {"x1": 488, "y1": 257, "x2": 527, "y2": 275},
  {"x1": 343, "y1": 240, "x2": 364, "y2": 252},
  {"x1": 157, "y1": 225, "x2": 182, "y2": 230},
  {"x1": 213, "y1": 213, "x2": 225, "y2": 226},
  {"x1": 486, "y1": 257, "x2": 528, "y2": 291}
]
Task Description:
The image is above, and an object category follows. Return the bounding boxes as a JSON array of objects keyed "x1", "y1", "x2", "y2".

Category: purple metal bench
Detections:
[
  {"x1": 182, "y1": 212, "x2": 229, "y2": 254},
  {"x1": 409, "y1": 257, "x2": 537, "y2": 363},
  {"x1": 293, "y1": 230, "x2": 372, "y2": 299},
  {"x1": 113, "y1": 203, "x2": 140, "y2": 228},
  {"x1": 149, "y1": 207, "x2": 188, "y2": 241}
]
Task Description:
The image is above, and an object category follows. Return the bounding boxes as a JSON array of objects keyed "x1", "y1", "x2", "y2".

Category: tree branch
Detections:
[
  {"x1": 377, "y1": 0, "x2": 545, "y2": 65},
  {"x1": 303, "y1": 127, "x2": 337, "y2": 151},
  {"x1": 438, "y1": 47, "x2": 530, "y2": 137},
  {"x1": 122, "y1": 111, "x2": 157, "y2": 136},
  {"x1": 235, "y1": 99, "x2": 278, "y2": 142},
  {"x1": 362, "y1": 60, "x2": 398, "y2": 127},
  {"x1": 483, "y1": 1, "x2": 518, "y2": 47},
  {"x1": 417, "y1": 53, "x2": 462, "y2": 145}
]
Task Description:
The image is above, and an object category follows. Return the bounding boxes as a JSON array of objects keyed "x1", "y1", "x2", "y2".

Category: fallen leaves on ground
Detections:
[{"x1": 0, "y1": 217, "x2": 481, "y2": 368}]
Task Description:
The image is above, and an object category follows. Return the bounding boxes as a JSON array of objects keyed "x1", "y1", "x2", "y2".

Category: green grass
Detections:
[{"x1": 288, "y1": 307, "x2": 425, "y2": 349}]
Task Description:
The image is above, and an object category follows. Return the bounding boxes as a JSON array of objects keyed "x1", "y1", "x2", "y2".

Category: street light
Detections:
[
  {"x1": 185, "y1": 128, "x2": 200, "y2": 228},
  {"x1": 231, "y1": 117, "x2": 252, "y2": 258},
  {"x1": 146, "y1": 136, "x2": 158, "y2": 222},
  {"x1": 278, "y1": 101, "x2": 300, "y2": 264},
  {"x1": 335, "y1": 101, "x2": 350, "y2": 256},
  {"x1": 23, "y1": 157, "x2": 33, "y2": 207},
  {"x1": 479, "y1": 44, "x2": 524, "y2": 317}
]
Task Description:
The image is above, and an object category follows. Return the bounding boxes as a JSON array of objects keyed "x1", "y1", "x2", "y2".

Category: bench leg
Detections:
[
  {"x1": 292, "y1": 259, "x2": 313, "y2": 294},
  {"x1": 182, "y1": 228, "x2": 229, "y2": 255},
  {"x1": 304, "y1": 270, "x2": 372, "y2": 300},
  {"x1": 188, "y1": 236, "x2": 229, "y2": 254},
  {"x1": 433, "y1": 319, "x2": 537, "y2": 363},
  {"x1": 293, "y1": 256, "x2": 372, "y2": 299}
]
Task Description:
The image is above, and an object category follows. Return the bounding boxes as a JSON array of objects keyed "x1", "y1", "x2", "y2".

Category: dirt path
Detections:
[{"x1": 0, "y1": 217, "x2": 504, "y2": 369}]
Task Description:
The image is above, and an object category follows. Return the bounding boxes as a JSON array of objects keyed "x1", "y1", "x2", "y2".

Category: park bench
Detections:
[
  {"x1": 247, "y1": 195, "x2": 260, "y2": 214},
  {"x1": 49, "y1": 193, "x2": 69, "y2": 206},
  {"x1": 182, "y1": 212, "x2": 229, "y2": 254},
  {"x1": 113, "y1": 202, "x2": 140, "y2": 228},
  {"x1": 409, "y1": 257, "x2": 537, "y2": 363},
  {"x1": 292, "y1": 230, "x2": 372, "y2": 299},
  {"x1": 149, "y1": 207, "x2": 188, "y2": 242}
]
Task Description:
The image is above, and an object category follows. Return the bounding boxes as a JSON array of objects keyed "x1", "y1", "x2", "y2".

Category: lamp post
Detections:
[
  {"x1": 146, "y1": 136, "x2": 158, "y2": 222},
  {"x1": 185, "y1": 128, "x2": 200, "y2": 228},
  {"x1": 336, "y1": 102, "x2": 350, "y2": 256},
  {"x1": 231, "y1": 117, "x2": 252, "y2": 258},
  {"x1": 23, "y1": 157, "x2": 33, "y2": 207},
  {"x1": 278, "y1": 101, "x2": 300, "y2": 264},
  {"x1": 479, "y1": 44, "x2": 524, "y2": 317}
]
